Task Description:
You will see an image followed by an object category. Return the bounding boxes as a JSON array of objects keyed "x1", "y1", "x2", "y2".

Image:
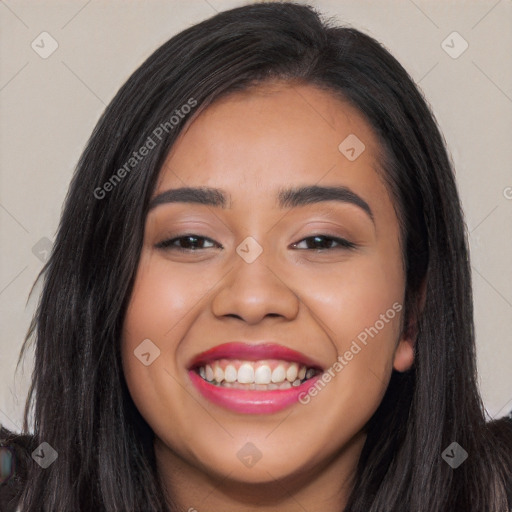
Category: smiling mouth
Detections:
[
  {"x1": 193, "y1": 359, "x2": 321, "y2": 390},
  {"x1": 187, "y1": 342, "x2": 324, "y2": 413}
]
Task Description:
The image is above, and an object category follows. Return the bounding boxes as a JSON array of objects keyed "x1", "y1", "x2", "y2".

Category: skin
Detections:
[{"x1": 121, "y1": 81, "x2": 415, "y2": 511}]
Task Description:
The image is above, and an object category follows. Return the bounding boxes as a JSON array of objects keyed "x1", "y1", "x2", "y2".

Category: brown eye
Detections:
[
  {"x1": 156, "y1": 235, "x2": 220, "y2": 251},
  {"x1": 292, "y1": 235, "x2": 356, "y2": 250}
]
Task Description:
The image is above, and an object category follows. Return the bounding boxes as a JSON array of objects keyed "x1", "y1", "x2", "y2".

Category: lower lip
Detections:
[{"x1": 188, "y1": 370, "x2": 321, "y2": 414}]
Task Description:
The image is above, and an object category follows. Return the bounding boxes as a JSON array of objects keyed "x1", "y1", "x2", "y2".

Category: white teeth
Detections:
[
  {"x1": 224, "y1": 364, "x2": 237, "y2": 383},
  {"x1": 271, "y1": 365, "x2": 286, "y2": 383},
  {"x1": 213, "y1": 364, "x2": 224, "y2": 383},
  {"x1": 286, "y1": 363, "x2": 298, "y2": 382},
  {"x1": 237, "y1": 363, "x2": 255, "y2": 384},
  {"x1": 197, "y1": 361, "x2": 316, "y2": 388},
  {"x1": 254, "y1": 365, "x2": 272, "y2": 384}
]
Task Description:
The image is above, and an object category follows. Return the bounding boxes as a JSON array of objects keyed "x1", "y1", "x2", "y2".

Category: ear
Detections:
[
  {"x1": 393, "y1": 278, "x2": 427, "y2": 372},
  {"x1": 393, "y1": 337, "x2": 415, "y2": 372}
]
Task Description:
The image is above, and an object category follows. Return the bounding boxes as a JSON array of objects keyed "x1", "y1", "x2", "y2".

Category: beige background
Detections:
[{"x1": 1, "y1": 0, "x2": 511, "y2": 432}]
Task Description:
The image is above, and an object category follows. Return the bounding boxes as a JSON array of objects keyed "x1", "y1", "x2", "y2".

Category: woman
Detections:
[{"x1": 1, "y1": 2, "x2": 510, "y2": 511}]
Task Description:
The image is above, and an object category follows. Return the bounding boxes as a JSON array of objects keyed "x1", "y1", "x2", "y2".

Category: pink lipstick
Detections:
[{"x1": 187, "y1": 342, "x2": 323, "y2": 414}]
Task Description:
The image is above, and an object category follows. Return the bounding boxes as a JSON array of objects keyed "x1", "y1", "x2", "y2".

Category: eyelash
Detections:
[{"x1": 155, "y1": 234, "x2": 357, "y2": 252}]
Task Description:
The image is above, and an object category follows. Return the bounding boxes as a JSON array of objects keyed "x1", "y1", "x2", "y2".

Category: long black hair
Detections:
[{"x1": 3, "y1": 2, "x2": 511, "y2": 511}]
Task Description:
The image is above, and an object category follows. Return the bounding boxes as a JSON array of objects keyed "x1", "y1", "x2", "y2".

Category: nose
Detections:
[{"x1": 210, "y1": 250, "x2": 300, "y2": 325}]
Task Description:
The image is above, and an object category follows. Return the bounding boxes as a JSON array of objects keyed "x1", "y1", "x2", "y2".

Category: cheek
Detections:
[
  {"x1": 294, "y1": 246, "x2": 404, "y2": 412},
  {"x1": 300, "y1": 250, "x2": 404, "y2": 349},
  {"x1": 120, "y1": 253, "x2": 206, "y2": 429},
  {"x1": 122, "y1": 252, "x2": 215, "y2": 348},
  {"x1": 295, "y1": 286, "x2": 403, "y2": 445}
]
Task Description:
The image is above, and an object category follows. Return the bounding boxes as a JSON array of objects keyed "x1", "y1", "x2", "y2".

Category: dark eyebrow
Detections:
[
  {"x1": 148, "y1": 187, "x2": 228, "y2": 210},
  {"x1": 277, "y1": 185, "x2": 374, "y2": 222},
  {"x1": 148, "y1": 184, "x2": 374, "y2": 223}
]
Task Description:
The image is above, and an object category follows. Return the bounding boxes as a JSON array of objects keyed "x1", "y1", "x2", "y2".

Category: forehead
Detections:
[{"x1": 154, "y1": 81, "x2": 387, "y2": 209}]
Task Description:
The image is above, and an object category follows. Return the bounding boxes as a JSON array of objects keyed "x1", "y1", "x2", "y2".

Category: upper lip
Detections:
[{"x1": 188, "y1": 342, "x2": 324, "y2": 370}]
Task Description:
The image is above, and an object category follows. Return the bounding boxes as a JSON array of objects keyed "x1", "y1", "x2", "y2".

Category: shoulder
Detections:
[{"x1": 0, "y1": 425, "x2": 36, "y2": 512}]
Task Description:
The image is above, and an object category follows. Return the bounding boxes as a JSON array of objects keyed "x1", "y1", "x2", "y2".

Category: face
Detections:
[{"x1": 121, "y1": 82, "x2": 414, "y2": 495}]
